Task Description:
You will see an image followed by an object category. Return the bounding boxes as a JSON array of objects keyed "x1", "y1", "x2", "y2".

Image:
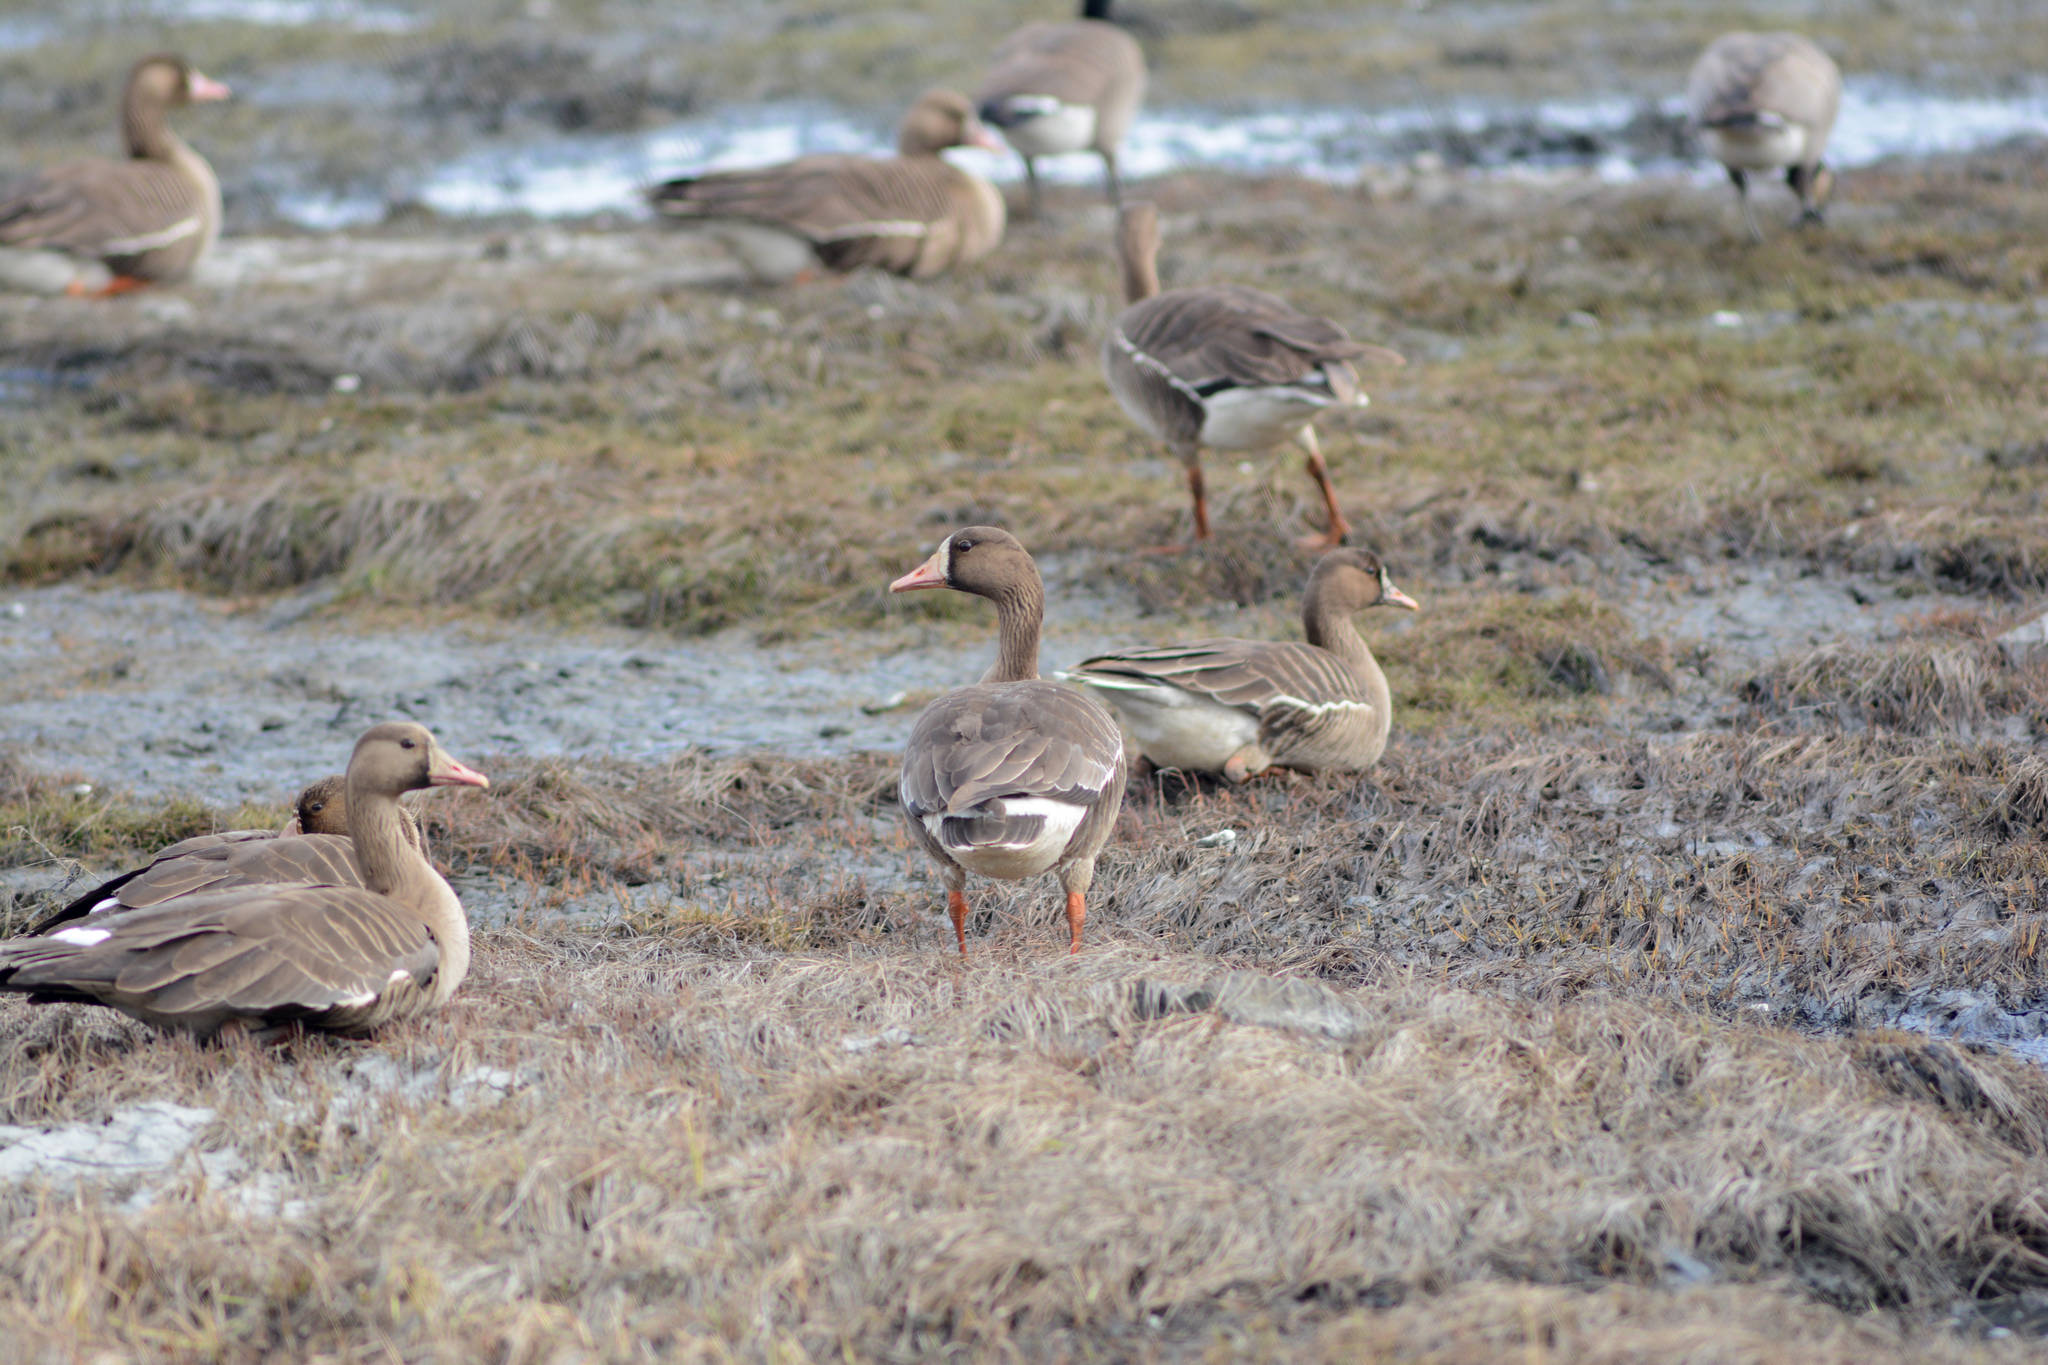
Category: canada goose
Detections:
[
  {"x1": 892, "y1": 527, "x2": 1126, "y2": 954},
  {"x1": 1061, "y1": 548, "x2": 1418, "y2": 780},
  {"x1": 28, "y1": 775, "x2": 428, "y2": 937},
  {"x1": 647, "y1": 89, "x2": 1006, "y2": 284},
  {"x1": 975, "y1": 0, "x2": 1145, "y2": 215},
  {"x1": 0, "y1": 723, "x2": 489, "y2": 1039},
  {"x1": 0, "y1": 54, "x2": 230, "y2": 296},
  {"x1": 1687, "y1": 32, "x2": 1842, "y2": 239},
  {"x1": 1103, "y1": 202, "x2": 1402, "y2": 549}
]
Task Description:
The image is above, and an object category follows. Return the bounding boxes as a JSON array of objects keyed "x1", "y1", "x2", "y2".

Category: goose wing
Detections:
[
  {"x1": 34, "y1": 833, "x2": 367, "y2": 933},
  {"x1": 0, "y1": 159, "x2": 207, "y2": 257},
  {"x1": 649, "y1": 154, "x2": 966, "y2": 271},
  {"x1": 1116, "y1": 286, "x2": 1395, "y2": 396},
  {"x1": 2, "y1": 885, "x2": 441, "y2": 1036},
  {"x1": 902, "y1": 682, "x2": 1123, "y2": 850}
]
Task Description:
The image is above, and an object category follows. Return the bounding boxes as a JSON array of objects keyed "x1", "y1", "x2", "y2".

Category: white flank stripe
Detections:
[
  {"x1": 102, "y1": 216, "x2": 201, "y2": 255},
  {"x1": 387, "y1": 968, "x2": 410, "y2": 986},
  {"x1": 817, "y1": 219, "x2": 930, "y2": 242},
  {"x1": 336, "y1": 990, "x2": 378, "y2": 1008},
  {"x1": 89, "y1": 897, "x2": 119, "y2": 914},
  {"x1": 1112, "y1": 328, "x2": 1210, "y2": 407},
  {"x1": 1267, "y1": 694, "x2": 1370, "y2": 717},
  {"x1": 53, "y1": 926, "x2": 113, "y2": 946}
]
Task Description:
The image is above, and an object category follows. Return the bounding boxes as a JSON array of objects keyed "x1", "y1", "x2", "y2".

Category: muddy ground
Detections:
[{"x1": 3, "y1": 4, "x2": 2048, "y2": 1361}]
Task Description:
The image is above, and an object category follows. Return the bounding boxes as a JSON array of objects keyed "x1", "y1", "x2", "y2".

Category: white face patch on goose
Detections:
[
  {"x1": 935, "y1": 535, "x2": 954, "y2": 584},
  {"x1": 53, "y1": 926, "x2": 113, "y2": 946}
]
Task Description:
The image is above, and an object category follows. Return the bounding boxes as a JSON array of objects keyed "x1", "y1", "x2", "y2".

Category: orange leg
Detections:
[
  {"x1": 1064, "y1": 890, "x2": 1087, "y2": 955},
  {"x1": 1144, "y1": 461, "x2": 1211, "y2": 555},
  {"x1": 1187, "y1": 462, "x2": 1212, "y2": 541},
  {"x1": 1295, "y1": 426, "x2": 1351, "y2": 550},
  {"x1": 946, "y1": 889, "x2": 970, "y2": 956},
  {"x1": 65, "y1": 274, "x2": 149, "y2": 299}
]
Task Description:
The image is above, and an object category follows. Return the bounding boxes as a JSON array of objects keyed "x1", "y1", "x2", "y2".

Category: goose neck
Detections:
[{"x1": 986, "y1": 579, "x2": 1045, "y2": 683}]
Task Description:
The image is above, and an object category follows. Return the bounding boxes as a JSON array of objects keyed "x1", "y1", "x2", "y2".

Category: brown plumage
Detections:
[
  {"x1": 891, "y1": 527, "x2": 1125, "y2": 955},
  {"x1": 647, "y1": 89, "x2": 1005, "y2": 284},
  {"x1": 1687, "y1": 32, "x2": 1842, "y2": 239},
  {"x1": 0, "y1": 54, "x2": 230, "y2": 296},
  {"x1": 975, "y1": 0, "x2": 1146, "y2": 215},
  {"x1": 0, "y1": 723, "x2": 489, "y2": 1039},
  {"x1": 1102, "y1": 202, "x2": 1403, "y2": 549},
  {"x1": 28, "y1": 775, "x2": 428, "y2": 936},
  {"x1": 1061, "y1": 549, "x2": 1419, "y2": 781}
]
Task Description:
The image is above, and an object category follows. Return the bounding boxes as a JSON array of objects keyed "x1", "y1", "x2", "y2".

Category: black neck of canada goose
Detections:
[
  {"x1": 1115, "y1": 201, "x2": 1160, "y2": 305},
  {"x1": 1082, "y1": 0, "x2": 1114, "y2": 17}
]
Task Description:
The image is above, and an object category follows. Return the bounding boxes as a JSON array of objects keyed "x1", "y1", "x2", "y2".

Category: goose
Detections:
[
  {"x1": 647, "y1": 89, "x2": 1006, "y2": 284},
  {"x1": 0, "y1": 54, "x2": 230, "y2": 297},
  {"x1": 1687, "y1": 32, "x2": 1842, "y2": 239},
  {"x1": 975, "y1": 0, "x2": 1145, "y2": 217},
  {"x1": 28, "y1": 774, "x2": 428, "y2": 936},
  {"x1": 1103, "y1": 201, "x2": 1403, "y2": 549},
  {"x1": 0, "y1": 723, "x2": 489, "y2": 1039},
  {"x1": 1060, "y1": 549, "x2": 1418, "y2": 781},
  {"x1": 892, "y1": 527, "x2": 1126, "y2": 955}
]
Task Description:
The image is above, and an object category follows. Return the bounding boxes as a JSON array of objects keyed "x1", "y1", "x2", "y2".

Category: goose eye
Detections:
[
  {"x1": 400, "y1": 738, "x2": 417, "y2": 750},
  {"x1": 307, "y1": 801, "x2": 324, "y2": 814}
]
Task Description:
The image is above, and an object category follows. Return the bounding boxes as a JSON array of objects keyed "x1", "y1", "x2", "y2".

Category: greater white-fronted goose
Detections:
[
  {"x1": 0, "y1": 54, "x2": 230, "y2": 297},
  {"x1": 0, "y1": 723, "x2": 489, "y2": 1039},
  {"x1": 647, "y1": 89, "x2": 1006, "y2": 284},
  {"x1": 975, "y1": 0, "x2": 1145, "y2": 216},
  {"x1": 1687, "y1": 32, "x2": 1842, "y2": 239},
  {"x1": 1059, "y1": 548, "x2": 1419, "y2": 781},
  {"x1": 892, "y1": 527, "x2": 1126, "y2": 955},
  {"x1": 27, "y1": 775, "x2": 429, "y2": 936},
  {"x1": 1103, "y1": 202, "x2": 1403, "y2": 549}
]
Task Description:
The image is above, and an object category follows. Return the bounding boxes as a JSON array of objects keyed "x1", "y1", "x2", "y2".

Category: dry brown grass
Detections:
[{"x1": 3, "y1": 946, "x2": 2047, "y2": 1361}]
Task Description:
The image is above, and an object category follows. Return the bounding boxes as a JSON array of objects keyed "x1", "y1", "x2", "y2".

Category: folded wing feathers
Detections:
[
  {"x1": 1690, "y1": 33, "x2": 1839, "y2": 129},
  {"x1": 1073, "y1": 640, "x2": 1367, "y2": 715},
  {"x1": 902, "y1": 684, "x2": 1123, "y2": 824},
  {"x1": 1119, "y1": 287, "x2": 1370, "y2": 397},
  {"x1": 651, "y1": 156, "x2": 960, "y2": 243},
  {"x1": 980, "y1": 22, "x2": 1136, "y2": 107},
  {"x1": 1, "y1": 886, "x2": 440, "y2": 1030},
  {"x1": 0, "y1": 161, "x2": 205, "y2": 256}
]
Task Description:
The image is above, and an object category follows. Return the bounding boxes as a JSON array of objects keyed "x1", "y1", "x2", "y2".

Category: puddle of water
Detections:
[
  {"x1": 381, "y1": 82, "x2": 2048, "y2": 226},
  {"x1": 0, "y1": 582, "x2": 1140, "y2": 806},
  {"x1": 147, "y1": 0, "x2": 417, "y2": 31}
]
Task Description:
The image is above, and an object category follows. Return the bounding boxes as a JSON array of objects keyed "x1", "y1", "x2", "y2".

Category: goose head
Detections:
[
  {"x1": 899, "y1": 89, "x2": 1003, "y2": 156},
  {"x1": 347, "y1": 722, "x2": 490, "y2": 797},
  {"x1": 1310, "y1": 548, "x2": 1420, "y2": 615},
  {"x1": 128, "y1": 54, "x2": 232, "y2": 110},
  {"x1": 890, "y1": 525, "x2": 1040, "y2": 603}
]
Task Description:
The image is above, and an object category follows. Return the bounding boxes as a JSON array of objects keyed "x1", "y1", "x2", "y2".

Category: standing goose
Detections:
[
  {"x1": 1104, "y1": 201, "x2": 1403, "y2": 549},
  {"x1": 1687, "y1": 32, "x2": 1842, "y2": 239},
  {"x1": 27, "y1": 775, "x2": 428, "y2": 936},
  {"x1": 975, "y1": 0, "x2": 1146, "y2": 216},
  {"x1": 0, "y1": 723, "x2": 489, "y2": 1039},
  {"x1": 892, "y1": 527, "x2": 1126, "y2": 955},
  {"x1": 647, "y1": 90, "x2": 1006, "y2": 284},
  {"x1": 1060, "y1": 549, "x2": 1418, "y2": 781},
  {"x1": 0, "y1": 54, "x2": 231, "y2": 296}
]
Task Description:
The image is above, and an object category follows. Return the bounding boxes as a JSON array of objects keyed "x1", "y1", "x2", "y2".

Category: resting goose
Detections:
[
  {"x1": 0, "y1": 723, "x2": 489, "y2": 1039},
  {"x1": 647, "y1": 89, "x2": 1006, "y2": 284},
  {"x1": 975, "y1": 0, "x2": 1146, "y2": 216},
  {"x1": 0, "y1": 54, "x2": 230, "y2": 297},
  {"x1": 1103, "y1": 202, "x2": 1403, "y2": 549},
  {"x1": 28, "y1": 774, "x2": 428, "y2": 936},
  {"x1": 892, "y1": 527, "x2": 1126, "y2": 955},
  {"x1": 1687, "y1": 32, "x2": 1842, "y2": 239},
  {"x1": 1060, "y1": 549, "x2": 1418, "y2": 780}
]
